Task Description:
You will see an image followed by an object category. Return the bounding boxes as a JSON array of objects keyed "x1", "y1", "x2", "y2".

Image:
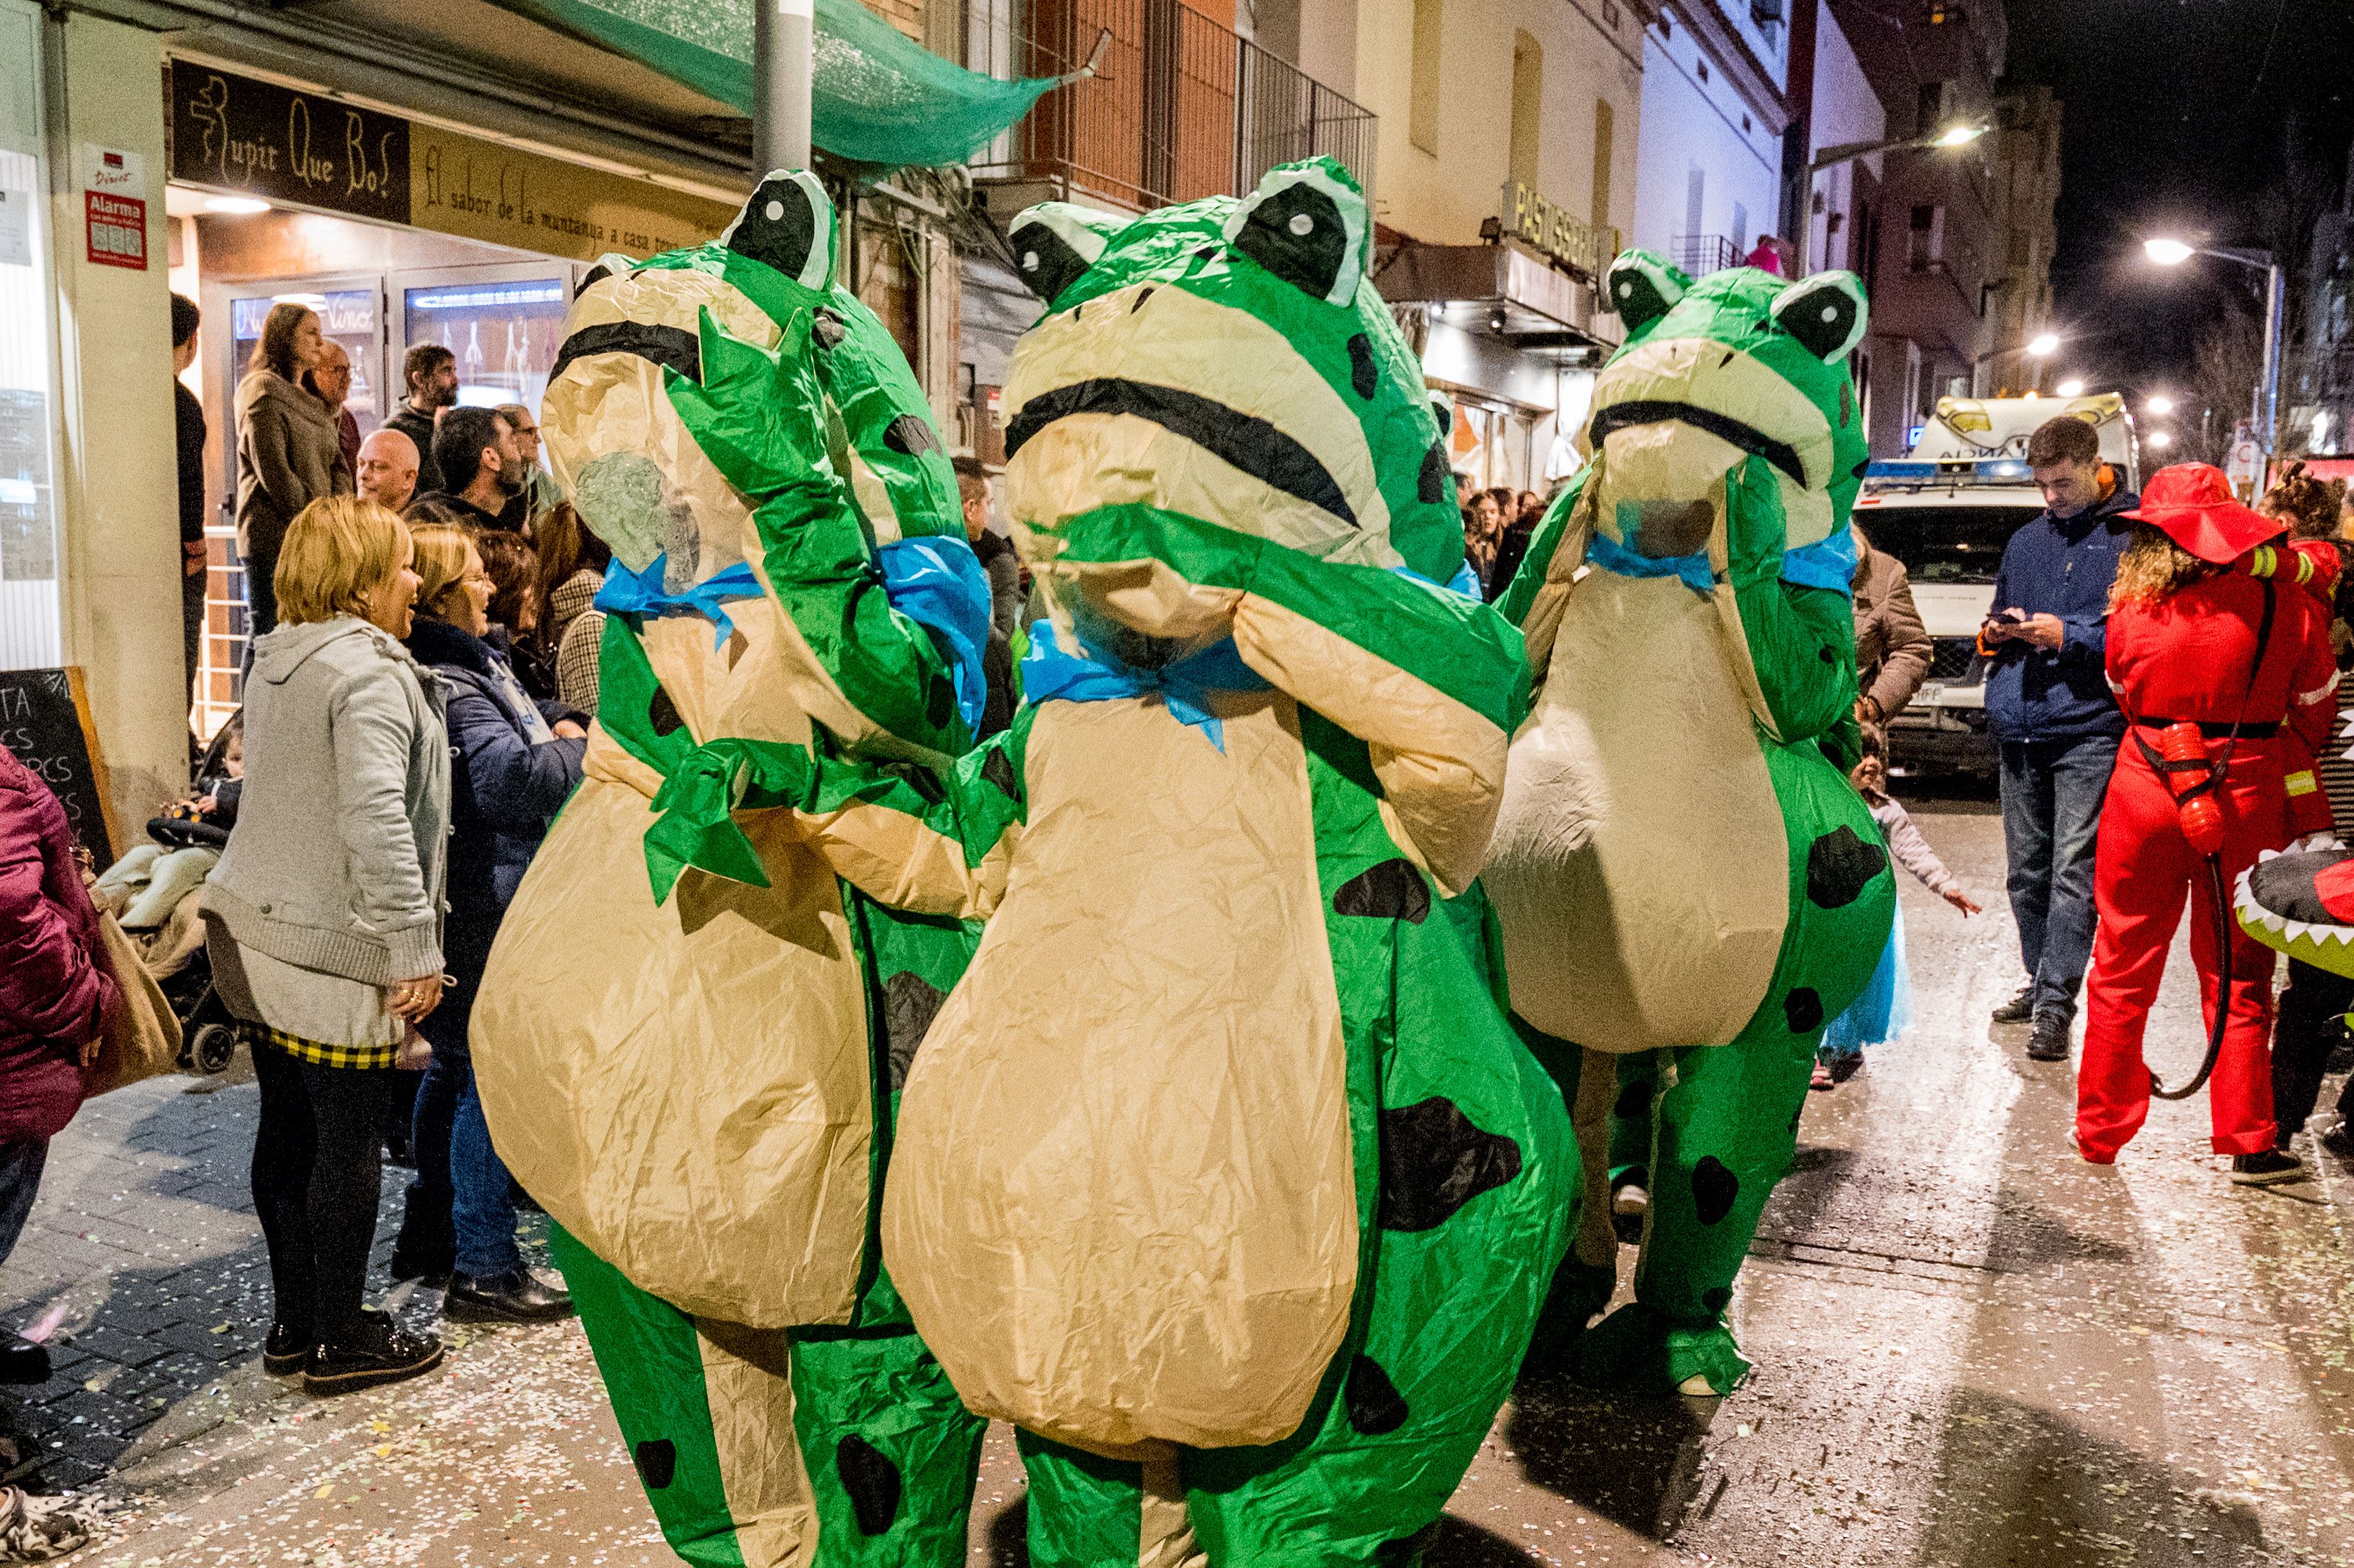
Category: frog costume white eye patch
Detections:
[
  {"x1": 1009, "y1": 202, "x2": 1120, "y2": 305},
  {"x1": 1221, "y1": 162, "x2": 1369, "y2": 307},
  {"x1": 1606, "y1": 250, "x2": 1689, "y2": 333},
  {"x1": 1770, "y1": 272, "x2": 1870, "y2": 362},
  {"x1": 720, "y1": 169, "x2": 834, "y2": 291}
]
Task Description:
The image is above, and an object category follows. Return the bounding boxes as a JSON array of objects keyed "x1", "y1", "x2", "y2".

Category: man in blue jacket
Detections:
[{"x1": 1982, "y1": 416, "x2": 2135, "y2": 1061}]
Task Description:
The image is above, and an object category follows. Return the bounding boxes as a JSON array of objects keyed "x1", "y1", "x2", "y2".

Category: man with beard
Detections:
[
  {"x1": 384, "y1": 344, "x2": 458, "y2": 495},
  {"x1": 411, "y1": 406, "x2": 527, "y2": 532}
]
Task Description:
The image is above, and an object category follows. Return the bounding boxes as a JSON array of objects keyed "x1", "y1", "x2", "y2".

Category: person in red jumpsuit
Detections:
[{"x1": 2076, "y1": 464, "x2": 2340, "y2": 1182}]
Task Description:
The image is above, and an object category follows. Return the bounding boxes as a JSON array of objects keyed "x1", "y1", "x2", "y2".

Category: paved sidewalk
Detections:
[{"x1": 7, "y1": 796, "x2": 2354, "y2": 1567}]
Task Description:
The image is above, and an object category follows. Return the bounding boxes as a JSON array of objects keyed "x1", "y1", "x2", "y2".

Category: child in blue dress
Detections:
[{"x1": 1814, "y1": 742, "x2": 1981, "y2": 1089}]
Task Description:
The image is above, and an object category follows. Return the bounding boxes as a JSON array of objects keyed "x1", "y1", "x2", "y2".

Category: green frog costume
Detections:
[
  {"x1": 628, "y1": 158, "x2": 1577, "y2": 1565},
  {"x1": 1484, "y1": 252, "x2": 1896, "y2": 1397},
  {"x1": 471, "y1": 171, "x2": 997, "y2": 1567}
]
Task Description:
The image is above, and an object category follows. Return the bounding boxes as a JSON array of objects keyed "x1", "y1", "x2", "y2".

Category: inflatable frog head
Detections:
[
  {"x1": 543, "y1": 167, "x2": 960, "y2": 592},
  {"x1": 1584, "y1": 251, "x2": 1871, "y2": 566},
  {"x1": 999, "y1": 157, "x2": 1462, "y2": 607}
]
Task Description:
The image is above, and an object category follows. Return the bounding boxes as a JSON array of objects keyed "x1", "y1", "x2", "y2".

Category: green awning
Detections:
[{"x1": 499, "y1": 0, "x2": 1063, "y2": 169}]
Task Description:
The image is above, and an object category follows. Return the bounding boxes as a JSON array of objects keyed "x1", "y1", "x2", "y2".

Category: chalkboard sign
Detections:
[{"x1": 0, "y1": 667, "x2": 117, "y2": 869}]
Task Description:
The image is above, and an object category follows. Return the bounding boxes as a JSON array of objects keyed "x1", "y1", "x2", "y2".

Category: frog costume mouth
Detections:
[
  {"x1": 1588, "y1": 398, "x2": 1809, "y2": 489},
  {"x1": 1004, "y1": 375, "x2": 1358, "y2": 530}
]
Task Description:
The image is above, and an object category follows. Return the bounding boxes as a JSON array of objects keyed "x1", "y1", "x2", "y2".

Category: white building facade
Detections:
[{"x1": 1629, "y1": 0, "x2": 1789, "y2": 277}]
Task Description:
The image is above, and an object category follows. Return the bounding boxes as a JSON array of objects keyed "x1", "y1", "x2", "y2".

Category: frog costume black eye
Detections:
[
  {"x1": 1605, "y1": 250, "x2": 1688, "y2": 334},
  {"x1": 1223, "y1": 163, "x2": 1369, "y2": 307},
  {"x1": 1771, "y1": 272, "x2": 1870, "y2": 362},
  {"x1": 1009, "y1": 204, "x2": 1120, "y2": 306},
  {"x1": 721, "y1": 169, "x2": 834, "y2": 290}
]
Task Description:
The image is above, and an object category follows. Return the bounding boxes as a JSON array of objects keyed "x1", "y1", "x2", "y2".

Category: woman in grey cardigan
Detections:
[
  {"x1": 236, "y1": 303, "x2": 352, "y2": 637},
  {"x1": 203, "y1": 496, "x2": 450, "y2": 1397}
]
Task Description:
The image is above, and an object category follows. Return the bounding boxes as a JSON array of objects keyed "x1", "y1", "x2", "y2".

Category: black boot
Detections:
[
  {"x1": 444, "y1": 1270, "x2": 575, "y2": 1324},
  {"x1": 387, "y1": 1229, "x2": 453, "y2": 1288},
  {"x1": 2231, "y1": 1149, "x2": 2306, "y2": 1186},
  {"x1": 304, "y1": 1311, "x2": 442, "y2": 1396},
  {"x1": 1990, "y1": 986, "x2": 2036, "y2": 1025},
  {"x1": 2026, "y1": 1012, "x2": 2072, "y2": 1062},
  {"x1": 262, "y1": 1322, "x2": 311, "y2": 1377},
  {"x1": 0, "y1": 1337, "x2": 50, "y2": 1386}
]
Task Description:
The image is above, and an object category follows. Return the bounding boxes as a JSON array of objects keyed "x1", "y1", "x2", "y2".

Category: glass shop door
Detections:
[{"x1": 388, "y1": 262, "x2": 577, "y2": 424}]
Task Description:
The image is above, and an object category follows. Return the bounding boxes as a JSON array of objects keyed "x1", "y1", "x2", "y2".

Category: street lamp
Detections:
[
  {"x1": 2056, "y1": 377, "x2": 2086, "y2": 398},
  {"x1": 2147, "y1": 393, "x2": 2175, "y2": 416},
  {"x1": 1793, "y1": 121, "x2": 1989, "y2": 277},
  {"x1": 2144, "y1": 236, "x2": 2284, "y2": 455},
  {"x1": 2027, "y1": 333, "x2": 2060, "y2": 357},
  {"x1": 2148, "y1": 430, "x2": 2173, "y2": 450}
]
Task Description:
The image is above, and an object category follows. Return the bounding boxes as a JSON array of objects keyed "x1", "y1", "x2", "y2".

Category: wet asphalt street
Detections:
[{"x1": 16, "y1": 786, "x2": 2354, "y2": 1567}]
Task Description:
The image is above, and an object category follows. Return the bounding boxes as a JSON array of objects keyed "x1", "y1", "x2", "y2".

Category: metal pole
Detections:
[
  {"x1": 755, "y1": 0, "x2": 815, "y2": 173},
  {"x1": 1793, "y1": 163, "x2": 1813, "y2": 278},
  {"x1": 2257, "y1": 258, "x2": 2285, "y2": 455}
]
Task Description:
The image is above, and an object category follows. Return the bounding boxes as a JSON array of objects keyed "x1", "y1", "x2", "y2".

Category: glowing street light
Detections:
[
  {"x1": 2056, "y1": 377, "x2": 2086, "y2": 398},
  {"x1": 2148, "y1": 430, "x2": 2172, "y2": 450},
  {"x1": 2141, "y1": 236, "x2": 2284, "y2": 453},
  {"x1": 1793, "y1": 122, "x2": 1989, "y2": 276},
  {"x1": 2146, "y1": 394, "x2": 2175, "y2": 416},
  {"x1": 2026, "y1": 333, "x2": 2060, "y2": 357}
]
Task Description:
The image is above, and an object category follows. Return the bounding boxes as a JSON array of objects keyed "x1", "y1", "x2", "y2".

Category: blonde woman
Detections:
[
  {"x1": 386, "y1": 524, "x2": 584, "y2": 1322},
  {"x1": 202, "y1": 496, "x2": 450, "y2": 1396},
  {"x1": 234, "y1": 303, "x2": 351, "y2": 636}
]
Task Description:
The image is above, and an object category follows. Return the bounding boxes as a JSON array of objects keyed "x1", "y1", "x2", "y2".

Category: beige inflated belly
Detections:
[
  {"x1": 881, "y1": 692, "x2": 1356, "y2": 1457},
  {"x1": 473, "y1": 606, "x2": 875, "y2": 1329},
  {"x1": 1484, "y1": 566, "x2": 1788, "y2": 1053}
]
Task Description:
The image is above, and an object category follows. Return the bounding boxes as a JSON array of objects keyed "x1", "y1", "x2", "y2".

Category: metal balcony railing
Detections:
[
  {"x1": 1669, "y1": 233, "x2": 1741, "y2": 277},
  {"x1": 961, "y1": 0, "x2": 1375, "y2": 213}
]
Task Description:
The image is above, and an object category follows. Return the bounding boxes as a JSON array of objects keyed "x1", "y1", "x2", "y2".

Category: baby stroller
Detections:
[{"x1": 94, "y1": 713, "x2": 254, "y2": 1077}]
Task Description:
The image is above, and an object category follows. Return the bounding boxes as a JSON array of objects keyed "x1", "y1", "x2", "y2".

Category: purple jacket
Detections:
[{"x1": 0, "y1": 748, "x2": 114, "y2": 1144}]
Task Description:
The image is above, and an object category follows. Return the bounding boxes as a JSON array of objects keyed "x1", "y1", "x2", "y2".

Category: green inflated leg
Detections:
[{"x1": 553, "y1": 1223, "x2": 802, "y2": 1568}]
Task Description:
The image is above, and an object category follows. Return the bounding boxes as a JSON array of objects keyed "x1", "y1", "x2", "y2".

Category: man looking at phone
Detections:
[{"x1": 1981, "y1": 415, "x2": 2137, "y2": 1061}]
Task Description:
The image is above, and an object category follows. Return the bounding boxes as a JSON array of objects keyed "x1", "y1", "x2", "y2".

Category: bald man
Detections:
[{"x1": 357, "y1": 428, "x2": 419, "y2": 514}]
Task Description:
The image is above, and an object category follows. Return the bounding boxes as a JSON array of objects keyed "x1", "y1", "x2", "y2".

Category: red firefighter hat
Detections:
[{"x1": 2121, "y1": 463, "x2": 2285, "y2": 565}]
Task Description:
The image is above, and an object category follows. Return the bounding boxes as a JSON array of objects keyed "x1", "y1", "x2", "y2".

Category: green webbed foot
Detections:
[{"x1": 1571, "y1": 1302, "x2": 1752, "y2": 1397}]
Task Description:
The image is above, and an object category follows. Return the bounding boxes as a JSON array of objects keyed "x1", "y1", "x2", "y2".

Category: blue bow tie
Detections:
[
  {"x1": 1584, "y1": 525, "x2": 1858, "y2": 597},
  {"x1": 593, "y1": 555, "x2": 766, "y2": 648},
  {"x1": 1020, "y1": 620, "x2": 1271, "y2": 752}
]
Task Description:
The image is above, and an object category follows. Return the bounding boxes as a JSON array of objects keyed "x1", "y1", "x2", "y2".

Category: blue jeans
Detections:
[
  {"x1": 406, "y1": 1047, "x2": 520, "y2": 1280},
  {"x1": 2000, "y1": 733, "x2": 2121, "y2": 1023}
]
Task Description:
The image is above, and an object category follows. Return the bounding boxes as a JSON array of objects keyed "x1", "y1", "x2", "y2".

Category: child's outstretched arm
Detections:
[{"x1": 1874, "y1": 798, "x2": 1977, "y2": 914}]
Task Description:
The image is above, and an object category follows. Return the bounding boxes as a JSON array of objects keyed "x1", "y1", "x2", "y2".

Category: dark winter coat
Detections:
[
  {"x1": 1984, "y1": 485, "x2": 2139, "y2": 743},
  {"x1": 0, "y1": 748, "x2": 115, "y2": 1144},
  {"x1": 402, "y1": 614, "x2": 585, "y2": 1053}
]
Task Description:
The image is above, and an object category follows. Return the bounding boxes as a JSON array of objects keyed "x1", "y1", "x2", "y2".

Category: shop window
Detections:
[
  {"x1": 1409, "y1": 0, "x2": 1443, "y2": 155},
  {"x1": 0, "y1": 0, "x2": 62, "y2": 672},
  {"x1": 1909, "y1": 203, "x2": 1945, "y2": 270},
  {"x1": 1508, "y1": 32, "x2": 1543, "y2": 189}
]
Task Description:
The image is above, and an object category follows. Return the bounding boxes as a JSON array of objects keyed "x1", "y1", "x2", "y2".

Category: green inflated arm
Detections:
[
  {"x1": 1496, "y1": 464, "x2": 1592, "y2": 632},
  {"x1": 665, "y1": 304, "x2": 969, "y2": 757},
  {"x1": 1726, "y1": 455, "x2": 1858, "y2": 746}
]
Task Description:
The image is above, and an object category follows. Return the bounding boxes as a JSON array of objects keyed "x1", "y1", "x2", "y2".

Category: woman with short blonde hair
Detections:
[
  {"x1": 203, "y1": 494, "x2": 452, "y2": 1395},
  {"x1": 272, "y1": 496, "x2": 413, "y2": 626}
]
